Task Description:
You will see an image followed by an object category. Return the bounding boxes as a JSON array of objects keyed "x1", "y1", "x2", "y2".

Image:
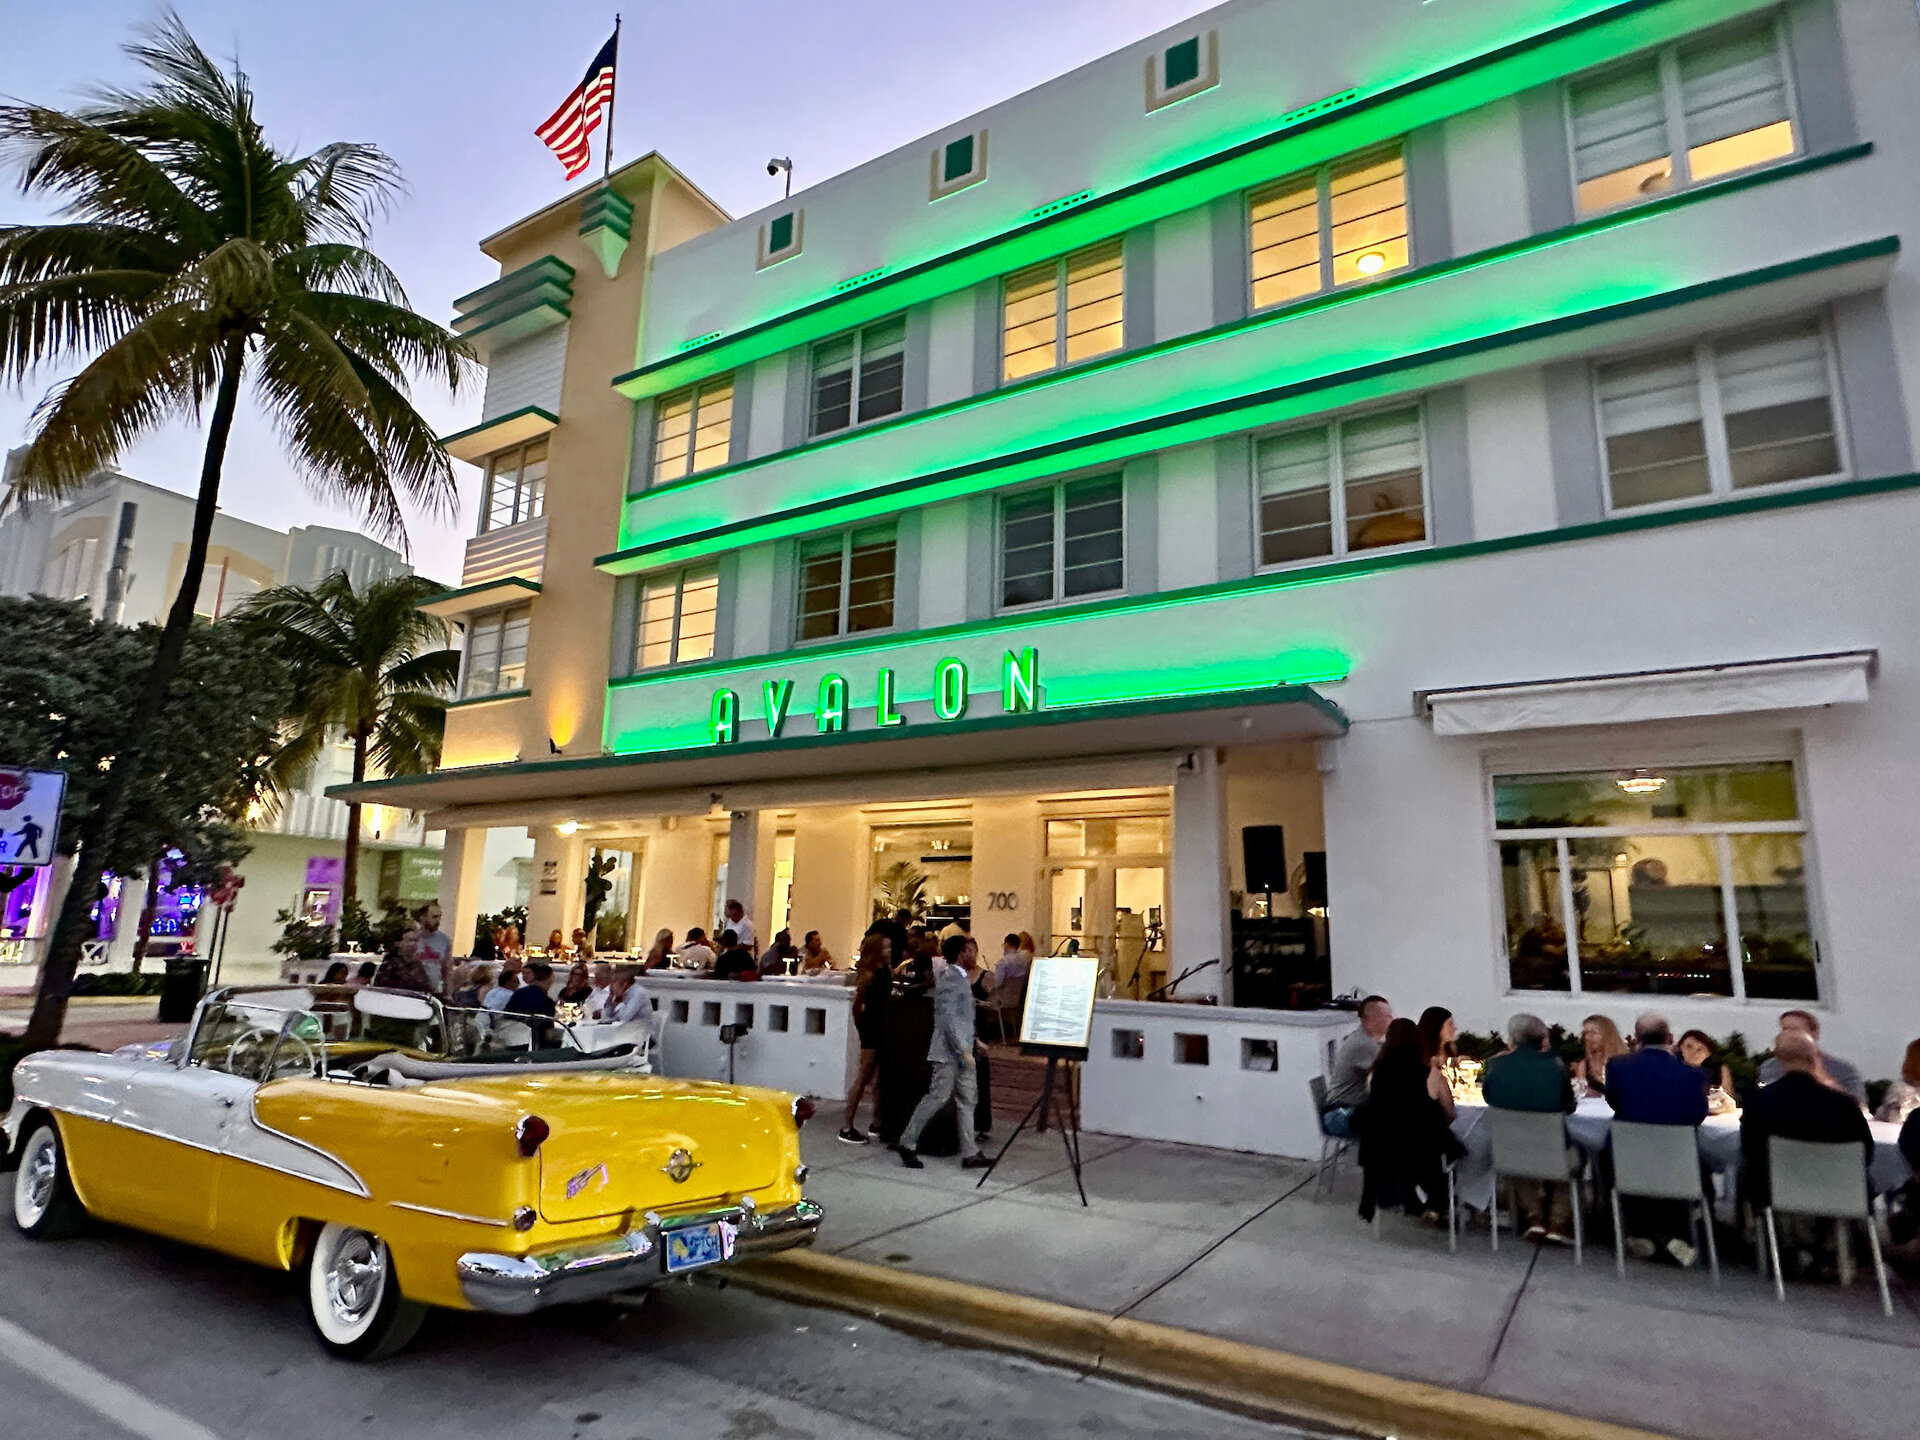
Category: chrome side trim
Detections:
[
  {"x1": 390, "y1": 1200, "x2": 513, "y2": 1228},
  {"x1": 244, "y1": 1097, "x2": 371, "y2": 1198}
]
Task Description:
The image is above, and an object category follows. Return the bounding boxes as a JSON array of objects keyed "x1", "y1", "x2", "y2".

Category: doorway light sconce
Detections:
[{"x1": 557, "y1": 821, "x2": 581, "y2": 836}]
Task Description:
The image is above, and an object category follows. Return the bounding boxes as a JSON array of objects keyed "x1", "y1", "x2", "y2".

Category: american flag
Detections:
[{"x1": 536, "y1": 28, "x2": 619, "y2": 180}]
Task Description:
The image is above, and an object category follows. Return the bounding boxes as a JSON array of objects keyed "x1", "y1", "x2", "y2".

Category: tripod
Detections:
[{"x1": 974, "y1": 1048, "x2": 1087, "y2": 1205}]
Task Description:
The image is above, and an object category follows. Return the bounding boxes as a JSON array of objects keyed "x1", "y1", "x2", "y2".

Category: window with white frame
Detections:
[
  {"x1": 651, "y1": 378, "x2": 734, "y2": 485},
  {"x1": 41, "y1": 537, "x2": 98, "y2": 601},
  {"x1": 797, "y1": 525, "x2": 896, "y2": 640},
  {"x1": 931, "y1": 131, "x2": 987, "y2": 199},
  {"x1": 999, "y1": 474, "x2": 1124, "y2": 608},
  {"x1": 1146, "y1": 31, "x2": 1219, "y2": 111},
  {"x1": 464, "y1": 604, "x2": 531, "y2": 697},
  {"x1": 1495, "y1": 761, "x2": 1816, "y2": 1000},
  {"x1": 1567, "y1": 17, "x2": 1798, "y2": 215},
  {"x1": 1596, "y1": 317, "x2": 1842, "y2": 512},
  {"x1": 1001, "y1": 240, "x2": 1124, "y2": 383},
  {"x1": 1255, "y1": 405, "x2": 1427, "y2": 566},
  {"x1": 482, "y1": 439, "x2": 548, "y2": 532},
  {"x1": 810, "y1": 317, "x2": 906, "y2": 436},
  {"x1": 636, "y1": 565, "x2": 719, "y2": 669},
  {"x1": 1248, "y1": 143, "x2": 1408, "y2": 311},
  {"x1": 758, "y1": 210, "x2": 803, "y2": 268}
]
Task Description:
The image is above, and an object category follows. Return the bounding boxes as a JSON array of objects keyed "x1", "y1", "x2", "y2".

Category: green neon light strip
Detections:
[
  {"x1": 615, "y1": 142, "x2": 1866, "y2": 519},
  {"x1": 599, "y1": 232, "x2": 1894, "y2": 571},
  {"x1": 597, "y1": 468, "x2": 1920, "y2": 706},
  {"x1": 679, "y1": 331, "x2": 722, "y2": 352},
  {"x1": 832, "y1": 267, "x2": 888, "y2": 294},
  {"x1": 614, "y1": 0, "x2": 1770, "y2": 402}
]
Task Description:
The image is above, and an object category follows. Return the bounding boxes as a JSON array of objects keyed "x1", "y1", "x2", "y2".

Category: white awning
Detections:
[{"x1": 1419, "y1": 651, "x2": 1876, "y2": 736}]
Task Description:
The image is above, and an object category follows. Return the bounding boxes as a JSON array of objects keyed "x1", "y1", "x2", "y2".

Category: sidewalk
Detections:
[{"x1": 797, "y1": 1101, "x2": 1920, "y2": 1440}]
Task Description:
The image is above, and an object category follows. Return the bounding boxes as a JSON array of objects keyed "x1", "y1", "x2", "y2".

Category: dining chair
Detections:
[
  {"x1": 1607, "y1": 1120, "x2": 1719, "y2": 1284},
  {"x1": 1308, "y1": 1075, "x2": 1351, "y2": 1201},
  {"x1": 1486, "y1": 1107, "x2": 1584, "y2": 1264},
  {"x1": 1761, "y1": 1136, "x2": 1893, "y2": 1317}
]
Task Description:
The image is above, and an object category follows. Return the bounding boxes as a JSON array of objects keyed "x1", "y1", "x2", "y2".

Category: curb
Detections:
[{"x1": 733, "y1": 1250, "x2": 1675, "y2": 1440}]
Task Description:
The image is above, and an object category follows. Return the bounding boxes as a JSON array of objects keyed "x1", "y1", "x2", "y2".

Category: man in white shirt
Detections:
[
  {"x1": 583, "y1": 960, "x2": 615, "y2": 1020},
  {"x1": 678, "y1": 928, "x2": 717, "y2": 970},
  {"x1": 602, "y1": 964, "x2": 660, "y2": 1053},
  {"x1": 723, "y1": 900, "x2": 756, "y2": 953},
  {"x1": 481, "y1": 963, "x2": 521, "y2": 1012}
]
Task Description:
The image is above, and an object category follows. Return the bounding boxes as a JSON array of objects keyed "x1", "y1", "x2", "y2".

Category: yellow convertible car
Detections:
[{"x1": 3, "y1": 985, "x2": 822, "y2": 1358}]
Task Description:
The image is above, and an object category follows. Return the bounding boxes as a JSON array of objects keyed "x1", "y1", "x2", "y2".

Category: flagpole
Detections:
[{"x1": 602, "y1": 13, "x2": 621, "y2": 183}]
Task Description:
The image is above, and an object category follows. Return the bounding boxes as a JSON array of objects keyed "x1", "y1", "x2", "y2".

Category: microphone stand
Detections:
[{"x1": 1145, "y1": 957, "x2": 1218, "y2": 1002}]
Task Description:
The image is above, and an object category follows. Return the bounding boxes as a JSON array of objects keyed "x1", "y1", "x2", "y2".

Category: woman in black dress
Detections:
[
  {"x1": 1357, "y1": 1017, "x2": 1465, "y2": 1223},
  {"x1": 838, "y1": 934, "x2": 891, "y2": 1144}
]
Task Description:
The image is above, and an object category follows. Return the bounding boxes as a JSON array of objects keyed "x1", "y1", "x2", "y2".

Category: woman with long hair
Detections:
[
  {"x1": 1573, "y1": 1013, "x2": 1627, "y2": 1097},
  {"x1": 1416, "y1": 1005, "x2": 1459, "y2": 1121},
  {"x1": 642, "y1": 929, "x2": 674, "y2": 971},
  {"x1": 1357, "y1": 1017, "x2": 1465, "y2": 1223},
  {"x1": 839, "y1": 933, "x2": 892, "y2": 1144}
]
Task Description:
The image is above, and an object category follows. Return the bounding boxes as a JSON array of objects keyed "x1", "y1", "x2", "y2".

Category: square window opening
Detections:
[
  {"x1": 1112, "y1": 1028, "x2": 1145, "y2": 1060},
  {"x1": 1175, "y1": 1033, "x2": 1210, "y2": 1066},
  {"x1": 769, "y1": 1004, "x2": 790, "y2": 1033},
  {"x1": 670, "y1": 999, "x2": 690, "y2": 1024},
  {"x1": 1242, "y1": 1038, "x2": 1279, "y2": 1072},
  {"x1": 759, "y1": 210, "x2": 804, "y2": 268},
  {"x1": 804, "y1": 1007, "x2": 827, "y2": 1035},
  {"x1": 1147, "y1": 30, "x2": 1218, "y2": 111},
  {"x1": 701, "y1": 1001, "x2": 723, "y2": 1027},
  {"x1": 734, "y1": 1003, "x2": 754, "y2": 1028}
]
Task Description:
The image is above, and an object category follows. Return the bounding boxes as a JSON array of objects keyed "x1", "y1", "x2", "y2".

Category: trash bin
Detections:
[{"x1": 157, "y1": 956, "x2": 210, "y2": 1023}]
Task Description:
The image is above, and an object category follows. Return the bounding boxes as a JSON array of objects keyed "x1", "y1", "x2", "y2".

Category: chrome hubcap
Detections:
[
  {"x1": 16, "y1": 1134, "x2": 55, "y2": 1222},
  {"x1": 324, "y1": 1231, "x2": 384, "y2": 1328}
]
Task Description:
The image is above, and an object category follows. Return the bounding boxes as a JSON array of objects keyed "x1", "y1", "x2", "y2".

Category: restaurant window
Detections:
[
  {"x1": 1567, "y1": 17, "x2": 1797, "y2": 215},
  {"x1": 1001, "y1": 240, "x2": 1124, "y2": 382},
  {"x1": 1494, "y1": 761, "x2": 1816, "y2": 1000},
  {"x1": 1597, "y1": 317, "x2": 1843, "y2": 512},
  {"x1": 482, "y1": 439, "x2": 548, "y2": 532},
  {"x1": 810, "y1": 317, "x2": 907, "y2": 436},
  {"x1": 1255, "y1": 405, "x2": 1427, "y2": 567},
  {"x1": 797, "y1": 525, "x2": 896, "y2": 641},
  {"x1": 1249, "y1": 143, "x2": 1408, "y2": 312},
  {"x1": 636, "y1": 565, "x2": 719, "y2": 669},
  {"x1": 999, "y1": 474, "x2": 1123, "y2": 608},
  {"x1": 464, "y1": 604, "x2": 531, "y2": 697},
  {"x1": 870, "y1": 821, "x2": 973, "y2": 932},
  {"x1": 651, "y1": 377, "x2": 734, "y2": 485}
]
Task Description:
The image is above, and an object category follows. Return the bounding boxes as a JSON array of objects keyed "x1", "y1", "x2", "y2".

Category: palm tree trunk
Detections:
[
  {"x1": 128, "y1": 853, "x2": 166, "y2": 976},
  {"x1": 24, "y1": 334, "x2": 249, "y2": 1048},
  {"x1": 341, "y1": 729, "x2": 368, "y2": 912}
]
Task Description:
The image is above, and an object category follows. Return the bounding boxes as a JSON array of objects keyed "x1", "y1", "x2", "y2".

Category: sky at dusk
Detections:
[{"x1": 1, "y1": 0, "x2": 1213, "y2": 583}]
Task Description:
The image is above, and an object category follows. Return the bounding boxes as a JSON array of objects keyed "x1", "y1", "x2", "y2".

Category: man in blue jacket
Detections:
[
  {"x1": 1606, "y1": 1014, "x2": 1710, "y2": 1267},
  {"x1": 896, "y1": 934, "x2": 991, "y2": 1170}
]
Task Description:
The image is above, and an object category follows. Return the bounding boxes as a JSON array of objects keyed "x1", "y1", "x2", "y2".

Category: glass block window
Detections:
[
  {"x1": 797, "y1": 525, "x2": 897, "y2": 641},
  {"x1": 1249, "y1": 144, "x2": 1408, "y2": 311},
  {"x1": 1000, "y1": 474, "x2": 1124, "y2": 608},
  {"x1": 1597, "y1": 317, "x2": 1842, "y2": 511},
  {"x1": 636, "y1": 566, "x2": 720, "y2": 669},
  {"x1": 464, "y1": 604, "x2": 531, "y2": 697},
  {"x1": 482, "y1": 439, "x2": 548, "y2": 532},
  {"x1": 651, "y1": 378, "x2": 734, "y2": 484},
  {"x1": 1569, "y1": 18, "x2": 1796, "y2": 215},
  {"x1": 810, "y1": 317, "x2": 907, "y2": 436},
  {"x1": 1255, "y1": 405, "x2": 1427, "y2": 566},
  {"x1": 1001, "y1": 240, "x2": 1124, "y2": 382}
]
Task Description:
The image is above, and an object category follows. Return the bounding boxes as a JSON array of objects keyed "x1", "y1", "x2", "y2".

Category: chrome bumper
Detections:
[{"x1": 456, "y1": 1199, "x2": 823, "y2": 1315}]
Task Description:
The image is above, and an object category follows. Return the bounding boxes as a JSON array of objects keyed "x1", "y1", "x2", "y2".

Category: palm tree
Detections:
[
  {"x1": 0, "y1": 15, "x2": 469, "y2": 1046},
  {"x1": 237, "y1": 572, "x2": 460, "y2": 911}
]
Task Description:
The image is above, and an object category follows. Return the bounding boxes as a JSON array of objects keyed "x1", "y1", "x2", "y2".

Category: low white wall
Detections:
[
  {"x1": 1080, "y1": 1000, "x2": 1352, "y2": 1159},
  {"x1": 647, "y1": 973, "x2": 859, "y2": 1100}
]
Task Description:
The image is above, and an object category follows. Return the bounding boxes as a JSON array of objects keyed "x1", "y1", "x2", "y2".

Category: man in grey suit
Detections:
[{"x1": 896, "y1": 934, "x2": 991, "y2": 1170}]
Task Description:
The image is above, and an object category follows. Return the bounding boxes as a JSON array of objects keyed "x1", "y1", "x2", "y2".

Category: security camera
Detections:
[{"x1": 767, "y1": 160, "x2": 781, "y2": 176}]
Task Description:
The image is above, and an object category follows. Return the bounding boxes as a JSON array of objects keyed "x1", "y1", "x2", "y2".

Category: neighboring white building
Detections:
[
  {"x1": 0, "y1": 452, "x2": 444, "y2": 976},
  {"x1": 354, "y1": 0, "x2": 1920, "y2": 1110}
]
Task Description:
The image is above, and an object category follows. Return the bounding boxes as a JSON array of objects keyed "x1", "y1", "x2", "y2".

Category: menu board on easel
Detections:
[{"x1": 1018, "y1": 955, "x2": 1098, "y2": 1060}]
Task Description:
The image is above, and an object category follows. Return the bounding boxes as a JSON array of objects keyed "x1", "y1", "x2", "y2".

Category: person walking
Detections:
[
  {"x1": 894, "y1": 934, "x2": 990, "y2": 1169},
  {"x1": 839, "y1": 934, "x2": 892, "y2": 1143}
]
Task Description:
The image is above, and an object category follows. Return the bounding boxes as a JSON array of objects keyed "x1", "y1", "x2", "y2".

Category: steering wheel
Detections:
[
  {"x1": 223, "y1": 1028, "x2": 280, "y2": 1081},
  {"x1": 266, "y1": 1034, "x2": 319, "y2": 1080}
]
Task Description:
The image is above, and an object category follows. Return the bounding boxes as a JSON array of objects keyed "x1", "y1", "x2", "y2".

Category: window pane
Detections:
[
  {"x1": 1341, "y1": 407, "x2": 1426, "y2": 551},
  {"x1": 798, "y1": 539, "x2": 845, "y2": 641},
  {"x1": 486, "y1": 452, "x2": 520, "y2": 531},
  {"x1": 690, "y1": 380, "x2": 734, "y2": 474},
  {"x1": 674, "y1": 569, "x2": 719, "y2": 663},
  {"x1": 1061, "y1": 474, "x2": 1124, "y2": 596},
  {"x1": 1063, "y1": 242, "x2": 1124, "y2": 363},
  {"x1": 857, "y1": 317, "x2": 907, "y2": 423},
  {"x1": 1680, "y1": 22, "x2": 1793, "y2": 181},
  {"x1": 652, "y1": 393, "x2": 694, "y2": 483},
  {"x1": 466, "y1": 614, "x2": 502, "y2": 695},
  {"x1": 1001, "y1": 490, "x2": 1055, "y2": 606},
  {"x1": 811, "y1": 335, "x2": 856, "y2": 436},
  {"x1": 1729, "y1": 833, "x2": 1816, "y2": 1000},
  {"x1": 1003, "y1": 263, "x2": 1059, "y2": 381},
  {"x1": 1501, "y1": 840, "x2": 1571, "y2": 991},
  {"x1": 496, "y1": 606, "x2": 531, "y2": 692},
  {"x1": 518, "y1": 440, "x2": 547, "y2": 523},
  {"x1": 846, "y1": 527, "x2": 897, "y2": 632},
  {"x1": 1576, "y1": 835, "x2": 1733, "y2": 996},
  {"x1": 1249, "y1": 174, "x2": 1322, "y2": 310},
  {"x1": 638, "y1": 575, "x2": 681, "y2": 668},
  {"x1": 1598, "y1": 348, "x2": 1711, "y2": 508},
  {"x1": 944, "y1": 133, "x2": 975, "y2": 183},
  {"x1": 1329, "y1": 149, "x2": 1408, "y2": 287},
  {"x1": 1494, "y1": 763, "x2": 1799, "y2": 829},
  {"x1": 1714, "y1": 322, "x2": 1839, "y2": 490},
  {"x1": 1571, "y1": 59, "x2": 1672, "y2": 212},
  {"x1": 1255, "y1": 426, "x2": 1334, "y2": 564}
]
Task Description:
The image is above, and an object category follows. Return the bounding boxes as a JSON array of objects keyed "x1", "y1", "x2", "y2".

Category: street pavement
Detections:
[{"x1": 0, "y1": 1213, "x2": 1326, "y2": 1440}]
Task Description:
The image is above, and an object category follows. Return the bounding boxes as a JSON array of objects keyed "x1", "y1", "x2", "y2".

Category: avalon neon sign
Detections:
[{"x1": 709, "y1": 647, "x2": 1039, "y2": 744}]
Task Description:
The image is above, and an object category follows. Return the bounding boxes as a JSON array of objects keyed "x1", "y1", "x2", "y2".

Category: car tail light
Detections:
[
  {"x1": 515, "y1": 1115, "x2": 550, "y2": 1157},
  {"x1": 792, "y1": 1096, "x2": 815, "y2": 1127}
]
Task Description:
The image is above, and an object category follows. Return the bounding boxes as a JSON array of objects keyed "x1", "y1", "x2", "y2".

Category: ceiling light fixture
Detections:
[
  {"x1": 1355, "y1": 251, "x2": 1387, "y2": 275},
  {"x1": 1616, "y1": 771, "x2": 1667, "y2": 797},
  {"x1": 557, "y1": 821, "x2": 581, "y2": 836}
]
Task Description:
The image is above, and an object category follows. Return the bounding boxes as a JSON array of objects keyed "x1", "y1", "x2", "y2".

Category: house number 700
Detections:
[{"x1": 985, "y1": 891, "x2": 1019, "y2": 910}]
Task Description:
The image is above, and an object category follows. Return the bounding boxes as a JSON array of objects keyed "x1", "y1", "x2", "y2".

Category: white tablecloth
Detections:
[{"x1": 1450, "y1": 1097, "x2": 1910, "y2": 1215}]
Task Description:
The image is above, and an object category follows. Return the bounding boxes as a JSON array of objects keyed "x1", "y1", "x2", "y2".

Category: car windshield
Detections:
[{"x1": 185, "y1": 986, "x2": 594, "y2": 1083}]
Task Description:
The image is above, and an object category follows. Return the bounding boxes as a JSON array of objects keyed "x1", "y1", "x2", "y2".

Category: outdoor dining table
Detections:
[{"x1": 1449, "y1": 1095, "x2": 1911, "y2": 1217}]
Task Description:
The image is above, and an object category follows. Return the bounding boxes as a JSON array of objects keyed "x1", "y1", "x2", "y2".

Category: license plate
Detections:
[{"x1": 663, "y1": 1222, "x2": 725, "y2": 1273}]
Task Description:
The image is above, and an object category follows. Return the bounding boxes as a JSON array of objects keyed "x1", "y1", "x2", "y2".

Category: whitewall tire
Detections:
[
  {"x1": 11, "y1": 1120, "x2": 86, "y2": 1239},
  {"x1": 305, "y1": 1222, "x2": 427, "y2": 1361}
]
